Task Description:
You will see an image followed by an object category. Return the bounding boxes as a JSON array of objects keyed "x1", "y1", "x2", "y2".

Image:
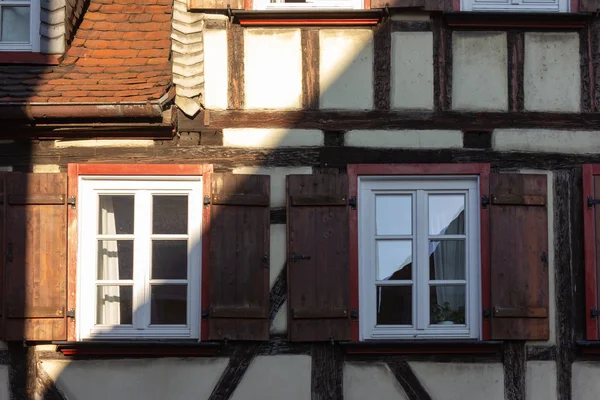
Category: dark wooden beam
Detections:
[
  {"x1": 386, "y1": 360, "x2": 432, "y2": 400},
  {"x1": 507, "y1": 31, "x2": 524, "y2": 112},
  {"x1": 311, "y1": 343, "x2": 344, "y2": 400},
  {"x1": 301, "y1": 29, "x2": 320, "y2": 110},
  {"x1": 432, "y1": 15, "x2": 452, "y2": 111},
  {"x1": 592, "y1": 19, "x2": 600, "y2": 112},
  {"x1": 209, "y1": 343, "x2": 262, "y2": 400},
  {"x1": 526, "y1": 345, "x2": 557, "y2": 361},
  {"x1": 228, "y1": 24, "x2": 245, "y2": 110},
  {"x1": 503, "y1": 341, "x2": 526, "y2": 400},
  {"x1": 582, "y1": 25, "x2": 595, "y2": 113},
  {"x1": 373, "y1": 21, "x2": 392, "y2": 111},
  {"x1": 179, "y1": 109, "x2": 600, "y2": 131},
  {"x1": 269, "y1": 266, "x2": 287, "y2": 324},
  {"x1": 391, "y1": 20, "x2": 431, "y2": 32}
]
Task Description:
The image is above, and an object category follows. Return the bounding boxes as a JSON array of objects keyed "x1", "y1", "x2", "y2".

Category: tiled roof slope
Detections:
[{"x1": 0, "y1": 0, "x2": 172, "y2": 103}]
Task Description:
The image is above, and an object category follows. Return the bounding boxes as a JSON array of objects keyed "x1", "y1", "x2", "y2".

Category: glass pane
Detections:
[
  {"x1": 377, "y1": 240, "x2": 412, "y2": 280},
  {"x1": 98, "y1": 195, "x2": 134, "y2": 235},
  {"x1": 151, "y1": 285, "x2": 187, "y2": 324},
  {"x1": 153, "y1": 195, "x2": 188, "y2": 234},
  {"x1": 97, "y1": 240, "x2": 133, "y2": 280},
  {"x1": 430, "y1": 285, "x2": 466, "y2": 325},
  {"x1": 376, "y1": 195, "x2": 412, "y2": 235},
  {"x1": 96, "y1": 286, "x2": 133, "y2": 325},
  {"x1": 152, "y1": 240, "x2": 187, "y2": 279},
  {"x1": 1, "y1": 7, "x2": 29, "y2": 42},
  {"x1": 376, "y1": 286, "x2": 412, "y2": 325},
  {"x1": 429, "y1": 240, "x2": 465, "y2": 280},
  {"x1": 428, "y1": 194, "x2": 465, "y2": 235}
]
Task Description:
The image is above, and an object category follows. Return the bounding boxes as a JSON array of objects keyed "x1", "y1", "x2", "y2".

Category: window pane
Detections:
[
  {"x1": 430, "y1": 285, "x2": 466, "y2": 325},
  {"x1": 428, "y1": 194, "x2": 465, "y2": 235},
  {"x1": 1, "y1": 6, "x2": 29, "y2": 42},
  {"x1": 96, "y1": 286, "x2": 133, "y2": 325},
  {"x1": 376, "y1": 195, "x2": 412, "y2": 235},
  {"x1": 97, "y1": 240, "x2": 133, "y2": 280},
  {"x1": 429, "y1": 240, "x2": 465, "y2": 280},
  {"x1": 153, "y1": 195, "x2": 188, "y2": 234},
  {"x1": 377, "y1": 240, "x2": 412, "y2": 280},
  {"x1": 151, "y1": 285, "x2": 187, "y2": 324},
  {"x1": 152, "y1": 240, "x2": 187, "y2": 279},
  {"x1": 377, "y1": 286, "x2": 412, "y2": 325},
  {"x1": 98, "y1": 195, "x2": 134, "y2": 235}
]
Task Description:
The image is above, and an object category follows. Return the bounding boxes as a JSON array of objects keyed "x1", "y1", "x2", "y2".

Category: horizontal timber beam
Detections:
[{"x1": 179, "y1": 109, "x2": 600, "y2": 131}]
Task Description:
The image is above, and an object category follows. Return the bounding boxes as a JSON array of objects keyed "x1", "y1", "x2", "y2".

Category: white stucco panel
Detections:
[
  {"x1": 231, "y1": 355, "x2": 311, "y2": 400},
  {"x1": 320, "y1": 29, "x2": 374, "y2": 110},
  {"x1": 267, "y1": 223, "x2": 287, "y2": 286},
  {"x1": 40, "y1": 358, "x2": 228, "y2": 400},
  {"x1": 573, "y1": 362, "x2": 600, "y2": 400},
  {"x1": 526, "y1": 361, "x2": 557, "y2": 400},
  {"x1": 232, "y1": 166, "x2": 313, "y2": 207},
  {"x1": 452, "y1": 32, "x2": 508, "y2": 111},
  {"x1": 409, "y1": 362, "x2": 504, "y2": 400},
  {"x1": 391, "y1": 32, "x2": 434, "y2": 110},
  {"x1": 270, "y1": 300, "x2": 287, "y2": 334},
  {"x1": 244, "y1": 29, "x2": 302, "y2": 109},
  {"x1": 344, "y1": 363, "x2": 408, "y2": 400},
  {"x1": 493, "y1": 129, "x2": 600, "y2": 154},
  {"x1": 524, "y1": 32, "x2": 580, "y2": 112},
  {"x1": 204, "y1": 29, "x2": 228, "y2": 110},
  {"x1": 224, "y1": 129, "x2": 323, "y2": 148},
  {"x1": 345, "y1": 130, "x2": 463, "y2": 148}
]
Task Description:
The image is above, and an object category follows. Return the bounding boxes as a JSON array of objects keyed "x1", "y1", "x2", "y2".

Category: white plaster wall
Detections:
[
  {"x1": 526, "y1": 361, "x2": 557, "y2": 400},
  {"x1": 391, "y1": 32, "x2": 434, "y2": 110},
  {"x1": 452, "y1": 32, "x2": 508, "y2": 111},
  {"x1": 524, "y1": 32, "x2": 580, "y2": 112},
  {"x1": 345, "y1": 130, "x2": 463, "y2": 148},
  {"x1": 409, "y1": 362, "x2": 504, "y2": 400},
  {"x1": 320, "y1": 29, "x2": 374, "y2": 110},
  {"x1": 573, "y1": 362, "x2": 600, "y2": 400},
  {"x1": 41, "y1": 358, "x2": 228, "y2": 400},
  {"x1": 493, "y1": 130, "x2": 600, "y2": 154},
  {"x1": 271, "y1": 300, "x2": 287, "y2": 334},
  {"x1": 203, "y1": 29, "x2": 228, "y2": 110},
  {"x1": 344, "y1": 363, "x2": 408, "y2": 400},
  {"x1": 223, "y1": 129, "x2": 323, "y2": 148},
  {"x1": 231, "y1": 355, "x2": 311, "y2": 400},
  {"x1": 244, "y1": 29, "x2": 302, "y2": 109}
]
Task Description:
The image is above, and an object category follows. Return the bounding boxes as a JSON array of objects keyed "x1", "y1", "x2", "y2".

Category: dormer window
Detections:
[{"x1": 0, "y1": 0, "x2": 40, "y2": 52}]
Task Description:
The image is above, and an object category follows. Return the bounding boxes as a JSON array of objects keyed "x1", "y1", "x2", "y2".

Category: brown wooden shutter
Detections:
[
  {"x1": 3, "y1": 173, "x2": 67, "y2": 341},
  {"x1": 208, "y1": 174, "x2": 270, "y2": 341},
  {"x1": 580, "y1": 0, "x2": 600, "y2": 12},
  {"x1": 287, "y1": 174, "x2": 350, "y2": 342},
  {"x1": 187, "y1": 0, "x2": 244, "y2": 10},
  {"x1": 489, "y1": 173, "x2": 549, "y2": 340}
]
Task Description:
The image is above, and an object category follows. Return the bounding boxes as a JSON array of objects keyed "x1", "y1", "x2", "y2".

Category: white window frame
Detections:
[
  {"x1": 253, "y1": 0, "x2": 362, "y2": 11},
  {"x1": 0, "y1": 0, "x2": 40, "y2": 52},
  {"x1": 77, "y1": 176, "x2": 202, "y2": 340},
  {"x1": 461, "y1": 0, "x2": 568, "y2": 12},
  {"x1": 358, "y1": 176, "x2": 481, "y2": 341}
]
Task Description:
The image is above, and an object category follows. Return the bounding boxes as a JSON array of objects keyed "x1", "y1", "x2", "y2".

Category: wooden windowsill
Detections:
[
  {"x1": 53, "y1": 341, "x2": 222, "y2": 357},
  {"x1": 233, "y1": 9, "x2": 383, "y2": 26},
  {"x1": 0, "y1": 52, "x2": 60, "y2": 65},
  {"x1": 340, "y1": 340, "x2": 503, "y2": 355},
  {"x1": 444, "y1": 12, "x2": 591, "y2": 29}
]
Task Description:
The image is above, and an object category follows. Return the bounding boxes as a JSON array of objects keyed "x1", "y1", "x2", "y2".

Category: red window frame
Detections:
[
  {"x1": 583, "y1": 164, "x2": 600, "y2": 340},
  {"x1": 347, "y1": 163, "x2": 491, "y2": 341},
  {"x1": 66, "y1": 164, "x2": 213, "y2": 342}
]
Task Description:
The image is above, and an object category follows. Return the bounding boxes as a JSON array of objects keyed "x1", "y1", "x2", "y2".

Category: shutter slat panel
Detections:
[
  {"x1": 490, "y1": 173, "x2": 549, "y2": 340},
  {"x1": 287, "y1": 174, "x2": 350, "y2": 342},
  {"x1": 4, "y1": 173, "x2": 67, "y2": 341},
  {"x1": 208, "y1": 174, "x2": 270, "y2": 341}
]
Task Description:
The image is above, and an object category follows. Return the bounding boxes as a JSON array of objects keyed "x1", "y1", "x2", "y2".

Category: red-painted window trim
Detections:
[
  {"x1": 347, "y1": 163, "x2": 491, "y2": 342},
  {"x1": 66, "y1": 164, "x2": 214, "y2": 342},
  {"x1": 0, "y1": 52, "x2": 60, "y2": 65},
  {"x1": 583, "y1": 165, "x2": 598, "y2": 340}
]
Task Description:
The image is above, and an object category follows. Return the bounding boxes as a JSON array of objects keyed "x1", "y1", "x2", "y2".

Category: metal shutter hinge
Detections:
[
  {"x1": 588, "y1": 196, "x2": 600, "y2": 208},
  {"x1": 67, "y1": 196, "x2": 76, "y2": 209},
  {"x1": 483, "y1": 308, "x2": 491, "y2": 319},
  {"x1": 203, "y1": 196, "x2": 211, "y2": 208},
  {"x1": 66, "y1": 309, "x2": 75, "y2": 320},
  {"x1": 350, "y1": 308, "x2": 358, "y2": 321},
  {"x1": 348, "y1": 196, "x2": 357, "y2": 210},
  {"x1": 592, "y1": 308, "x2": 600, "y2": 319},
  {"x1": 481, "y1": 196, "x2": 490, "y2": 209},
  {"x1": 202, "y1": 307, "x2": 210, "y2": 319}
]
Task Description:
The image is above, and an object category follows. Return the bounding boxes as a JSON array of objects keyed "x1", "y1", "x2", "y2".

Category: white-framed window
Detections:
[
  {"x1": 77, "y1": 176, "x2": 202, "y2": 340},
  {"x1": 358, "y1": 176, "x2": 480, "y2": 340},
  {"x1": 462, "y1": 0, "x2": 567, "y2": 12},
  {"x1": 0, "y1": 0, "x2": 40, "y2": 51},
  {"x1": 253, "y1": 0, "x2": 362, "y2": 11}
]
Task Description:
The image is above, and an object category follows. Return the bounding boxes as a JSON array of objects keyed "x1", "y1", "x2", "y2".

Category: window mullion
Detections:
[
  {"x1": 133, "y1": 191, "x2": 150, "y2": 330},
  {"x1": 415, "y1": 190, "x2": 428, "y2": 330}
]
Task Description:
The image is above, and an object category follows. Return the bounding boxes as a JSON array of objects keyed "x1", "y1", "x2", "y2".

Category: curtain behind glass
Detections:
[{"x1": 97, "y1": 197, "x2": 121, "y2": 325}]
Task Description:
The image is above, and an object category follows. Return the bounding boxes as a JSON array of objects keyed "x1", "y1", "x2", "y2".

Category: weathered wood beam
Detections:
[
  {"x1": 209, "y1": 343, "x2": 262, "y2": 400},
  {"x1": 390, "y1": 20, "x2": 431, "y2": 32},
  {"x1": 374, "y1": 21, "x2": 392, "y2": 111},
  {"x1": 179, "y1": 109, "x2": 600, "y2": 131},
  {"x1": 386, "y1": 360, "x2": 432, "y2": 400},
  {"x1": 582, "y1": 25, "x2": 594, "y2": 113},
  {"x1": 301, "y1": 29, "x2": 320, "y2": 110},
  {"x1": 507, "y1": 31, "x2": 524, "y2": 112},
  {"x1": 228, "y1": 24, "x2": 245, "y2": 110},
  {"x1": 311, "y1": 344, "x2": 344, "y2": 400},
  {"x1": 503, "y1": 341, "x2": 526, "y2": 400}
]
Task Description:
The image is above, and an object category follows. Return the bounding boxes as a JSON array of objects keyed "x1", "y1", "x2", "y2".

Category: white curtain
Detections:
[{"x1": 97, "y1": 197, "x2": 121, "y2": 325}]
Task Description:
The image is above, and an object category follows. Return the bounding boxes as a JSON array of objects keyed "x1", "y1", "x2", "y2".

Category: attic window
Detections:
[{"x1": 0, "y1": 0, "x2": 40, "y2": 52}]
